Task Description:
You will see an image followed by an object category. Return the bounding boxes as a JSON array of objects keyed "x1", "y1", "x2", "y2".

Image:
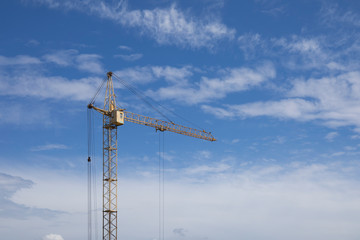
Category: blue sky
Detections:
[{"x1": 1, "y1": 0, "x2": 360, "y2": 240}]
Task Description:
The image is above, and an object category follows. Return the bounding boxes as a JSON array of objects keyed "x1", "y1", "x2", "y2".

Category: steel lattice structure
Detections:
[{"x1": 102, "y1": 73, "x2": 118, "y2": 240}]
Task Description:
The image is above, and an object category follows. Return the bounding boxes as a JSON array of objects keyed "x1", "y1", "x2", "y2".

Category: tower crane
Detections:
[{"x1": 87, "y1": 71, "x2": 216, "y2": 240}]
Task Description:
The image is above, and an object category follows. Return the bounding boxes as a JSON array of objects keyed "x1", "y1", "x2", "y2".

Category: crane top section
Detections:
[{"x1": 88, "y1": 71, "x2": 216, "y2": 142}]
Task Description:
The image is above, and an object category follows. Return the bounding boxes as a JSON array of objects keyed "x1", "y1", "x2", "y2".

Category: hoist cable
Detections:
[
  {"x1": 158, "y1": 132, "x2": 166, "y2": 240},
  {"x1": 89, "y1": 77, "x2": 107, "y2": 105},
  {"x1": 162, "y1": 132, "x2": 165, "y2": 240},
  {"x1": 91, "y1": 111, "x2": 99, "y2": 240},
  {"x1": 158, "y1": 132, "x2": 161, "y2": 240},
  {"x1": 113, "y1": 73, "x2": 173, "y2": 123},
  {"x1": 112, "y1": 73, "x2": 204, "y2": 130},
  {"x1": 87, "y1": 109, "x2": 93, "y2": 240},
  {"x1": 88, "y1": 159, "x2": 92, "y2": 240}
]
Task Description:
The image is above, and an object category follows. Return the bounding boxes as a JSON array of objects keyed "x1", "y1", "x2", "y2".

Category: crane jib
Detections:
[{"x1": 123, "y1": 111, "x2": 216, "y2": 141}]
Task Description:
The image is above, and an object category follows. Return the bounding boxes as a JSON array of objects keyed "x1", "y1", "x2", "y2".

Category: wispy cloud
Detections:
[
  {"x1": 114, "y1": 66, "x2": 157, "y2": 85},
  {"x1": 194, "y1": 150, "x2": 212, "y2": 160},
  {"x1": 0, "y1": 52, "x2": 103, "y2": 101},
  {"x1": 238, "y1": 34, "x2": 336, "y2": 71},
  {"x1": 238, "y1": 32, "x2": 360, "y2": 74},
  {"x1": 28, "y1": 0, "x2": 235, "y2": 49},
  {"x1": 114, "y1": 65, "x2": 193, "y2": 85},
  {"x1": 7, "y1": 160, "x2": 360, "y2": 240},
  {"x1": 147, "y1": 62, "x2": 276, "y2": 104},
  {"x1": 118, "y1": 45, "x2": 132, "y2": 51},
  {"x1": 185, "y1": 163, "x2": 231, "y2": 175},
  {"x1": 43, "y1": 49, "x2": 77, "y2": 66},
  {"x1": 42, "y1": 234, "x2": 64, "y2": 240},
  {"x1": 114, "y1": 53, "x2": 143, "y2": 61},
  {"x1": 0, "y1": 101, "x2": 52, "y2": 125},
  {"x1": 0, "y1": 51, "x2": 104, "y2": 106},
  {"x1": 203, "y1": 70, "x2": 360, "y2": 128},
  {"x1": 320, "y1": 3, "x2": 360, "y2": 28},
  {"x1": 0, "y1": 70, "x2": 100, "y2": 101},
  {"x1": 173, "y1": 228, "x2": 187, "y2": 237},
  {"x1": 325, "y1": 132, "x2": 339, "y2": 142},
  {"x1": 0, "y1": 55, "x2": 42, "y2": 65},
  {"x1": 30, "y1": 144, "x2": 69, "y2": 151},
  {"x1": 231, "y1": 9, "x2": 360, "y2": 130},
  {"x1": 151, "y1": 65, "x2": 193, "y2": 83},
  {"x1": 255, "y1": 0, "x2": 287, "y2": 17},
  {"x1": 43, "y1": 49, "x2": 103, "y2": 74},
  {"x1": 238, "y1": 33, "x2": 266, "y2": 59},
  {"x1": 273, "y1": 36, "x2": 322, "y2": 54},
  {"x1": 202, "y1": 98, "x2": 317, "y2": 119},
  {"x1": 113, "y1": 63, "x2": 275, "y2": 105},
  {"x1": 25, "y1": 39, "x2": 40, "y2": 47},
  {"x1": 0, "y1": 172, "x2": 61, "y2": 219},
  {"x1": 76, "y1": 54, "x2": 103, "y2": 73}
]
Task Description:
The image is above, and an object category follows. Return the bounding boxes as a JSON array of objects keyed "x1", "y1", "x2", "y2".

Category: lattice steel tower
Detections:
[{"x1": 102, "y1": 72, "x2": 118, "y2": 240}]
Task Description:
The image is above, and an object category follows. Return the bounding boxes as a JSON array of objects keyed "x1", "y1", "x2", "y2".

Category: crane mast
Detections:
[
  {"x1": 88, "y1": 72, "x2": 215, "y2": 240},
  {"x1": 103, "y1": 72, "x2": 118, "y2": 240}
]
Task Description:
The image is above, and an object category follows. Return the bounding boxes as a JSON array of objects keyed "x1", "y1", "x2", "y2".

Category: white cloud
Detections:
[
  {"x1": 325, "y1": 132, "x2": 339, "y2": 142},
  {"x1": 42, "y1": 234, "x2": 64, "y2": 240},
  {"x1": 43, "y1": 50, "x2": 103, "y2": 73},
  {"x1": 0, "y1": 55, "x2": 42, "y2": 65},
  {"x1": 202, "y1": 98, "x2": 317, "y2": 119},
  {"x1": 351, "y1": 135, "x2": 360, "y2": 139},
  {"x1": 25, "y1": 39, "x2": 40, "y2": 47},
  {"x1": 118, "y1": 45, "x2": 132, "y2": 51},
  {"x1": 114, "y1": 53, "x2": 143, "y2": 61},
  {"x1": 30, "y1": 144, "x2": 69, "y2": 151},
  {"x1": 237, "y1": 33, "x2": 358, "y2": 73},
  {"x1": 185, "y1": 163, "x2": 231, "y2": 175},
  {"x1": 173, "y1": 228, "x2": 187, "y2": 237},
  {"x1": 0, "y1": 69, "x2": 100, "y2": 101},
  {"x1": 273, "y1": 37, "x2": 321, "y2": 54},
  {"x1": 194, "y1": 150, "x2": 212, "y2": 160},
  {"x1": 4, "y1": 160, "x2": 360, "y2": 240},
  {"x1": 148, "y1": 63, "x2": 276, "y2": 104},
  {"x1": 109, "y1": 3, "x2": 235, "y2": 49},
  {"x1": 43, "y1": 49, "x2": 77, "y2": 66},
  {"x1": 114, "y1": 65, "x2": 193, "y2": 85},
  {"x1": 0, "y1": 50, "x2": 103, "y2": 76},
  {"x1": 270, "y1": 36, "x2": 332, "y2": 71},
  {"x1": 0, "y1": 101, "x2": 52, "y2": 125},
  {"x1": 114, "y1": 66, "x2": 156, "y2": 85},
  {"x1": 151, "y1": 65, "x2": 193, "y2": 84},
  {"x1": 344, "y1": 146, "x2": 356, "y2": 151},
  {"x1": 76, "y1": 54, "x2": 103, "y2": 74},
  {"x1": 0, "y1": 61, "x2": 196, "y2": 104},
  {"x1": 29, "y1": 0, "x2": 235, "y2": 49},
  {"x1": 203, "y1": 71, "x2": 360, "y2": 128},
  {"x1": 238, "y1": 33, "x2": 266, "y2": 59},
  {"x1": 0, "y1": 172, "x2": 61, "y2": 220},
  {"x1": 254, "y1": 0, "x2": 286, "y2": 16},
  {"x1": 330, "y1": 151, "x2": 345, "y2": 157},
  {"x1": 320, "y1": 3, "x2": 360, "y2": 28},
  {"x1": 0, "y1": 172, "x2": 32, "y2": 196}
]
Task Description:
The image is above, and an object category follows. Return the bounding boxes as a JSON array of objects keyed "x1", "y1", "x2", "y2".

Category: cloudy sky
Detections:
[{"x1": 1, "y1": 0, "x2": 360, "y2": 239}]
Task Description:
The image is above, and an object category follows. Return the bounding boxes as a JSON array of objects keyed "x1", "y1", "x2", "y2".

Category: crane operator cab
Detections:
[{"x1": 111, "y1": 110, "x2": 124, "y2": 126}]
